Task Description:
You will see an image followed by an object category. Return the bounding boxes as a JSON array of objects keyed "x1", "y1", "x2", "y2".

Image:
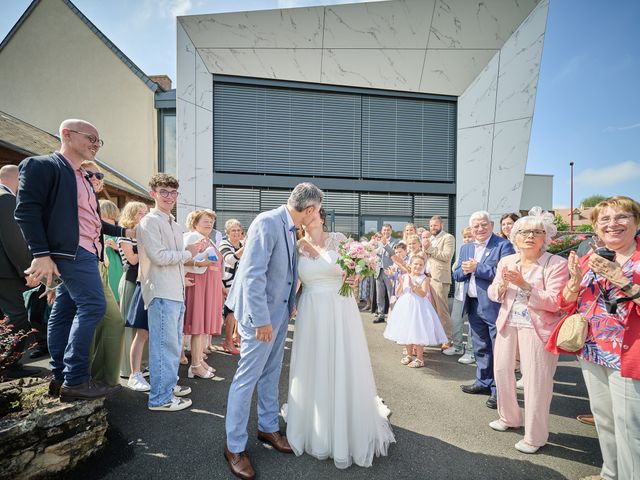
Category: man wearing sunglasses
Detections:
[{"x1": 15, "y1": 118, "x2": 135, "y2": 401}]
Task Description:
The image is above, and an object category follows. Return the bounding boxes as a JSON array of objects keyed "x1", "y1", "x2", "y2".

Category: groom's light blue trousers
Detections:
[{"x1": 225, "y1": 311, "x2": 290, "y2": 453}]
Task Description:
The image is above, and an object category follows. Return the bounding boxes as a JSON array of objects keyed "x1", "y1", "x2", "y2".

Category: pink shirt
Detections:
[{"x1": 71, "y1": 161, "x2": 102, "y2": 255}]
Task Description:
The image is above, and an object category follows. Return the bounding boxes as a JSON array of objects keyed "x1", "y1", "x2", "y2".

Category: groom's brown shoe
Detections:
[
  {"x1": 257, "y1": 430, "x2": 294, "y2": 454},
  {"x1": 224, "y1": 444, "x2": 255, "y2": 480}
]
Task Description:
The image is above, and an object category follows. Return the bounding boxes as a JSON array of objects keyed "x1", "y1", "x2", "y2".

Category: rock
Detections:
[{"x1": 0, "y1": 381, "x2": 108, "y2": 480}]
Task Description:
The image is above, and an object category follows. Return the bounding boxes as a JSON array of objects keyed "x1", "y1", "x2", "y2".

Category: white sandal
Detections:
[{"x1": 187, "y1": 363, "x2": 215, "y2": 379}]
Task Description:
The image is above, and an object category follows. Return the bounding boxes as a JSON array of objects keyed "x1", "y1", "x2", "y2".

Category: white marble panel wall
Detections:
[
  {"x1": 487, "y1": 117, "x2": 532, "y2": 212},
  {"x1": 457, "y1": 52, "x2": 499, "y2": 129},
  {"x1": 495, "y1": 0, "x2": 548, "y2": 123},
  {"x1": 456, "y1": 124, "x2": 494, "y2": 216},
  {"x1": 420, "y1": 49, "x2": 497, "y2": 96},
  {"x1": 321, "y1": 48, "x2": 424, "y2": 91},
  {"x1": 195, "y1": 50, "x2": 212, "y2": 110},
  {"x1": 179, "y1": 7, "x2": 324, "y2": 49},
  {"x1": 194, "y1": 106, "x2": 213, "y2": 211},
  {"x1": 177, "y1": 23, "x2": 195, "y2": 104},
  {"x1": 456, "y1": 0, "x2": 548, "y2": 234},
  {"x1": 429, "y1": 0, "x2": 538, "y2": 49},
  {"x1": 323, "y1": 0, "x2": 434, "y2": 49},
  {"x1": 198, "y1": 48, "x2": 322, "y2": 83}
]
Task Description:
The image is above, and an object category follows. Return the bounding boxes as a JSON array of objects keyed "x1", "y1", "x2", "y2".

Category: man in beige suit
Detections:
[{"x1": 422, "y1": 216, "x2": 455, "y2": 346}]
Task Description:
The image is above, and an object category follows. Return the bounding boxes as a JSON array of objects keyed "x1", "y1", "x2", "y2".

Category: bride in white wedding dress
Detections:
[{"x1": 284, "y1": 208, "x2": 395, "y2": 469}]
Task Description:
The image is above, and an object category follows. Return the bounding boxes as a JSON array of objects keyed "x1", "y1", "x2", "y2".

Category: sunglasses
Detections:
[{"x1": 85, "y1": 171, "x2": 105, "y2": 180}]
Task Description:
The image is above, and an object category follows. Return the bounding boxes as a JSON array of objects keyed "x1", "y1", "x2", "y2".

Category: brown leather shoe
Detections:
[
  {"x1": 224, "y1": 444, "x2": 255, "y2": 480},
  {"x1": 257, "y1": 430, "x2": 294, "y2": 454}
]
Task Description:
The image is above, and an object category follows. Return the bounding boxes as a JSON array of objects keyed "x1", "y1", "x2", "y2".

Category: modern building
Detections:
[
  {"x1": 0, "y1": 0, "x2": 176, "y2": 194},
  {"x1": 176, "y1": 0, "x2": 552, "y2": 238}
]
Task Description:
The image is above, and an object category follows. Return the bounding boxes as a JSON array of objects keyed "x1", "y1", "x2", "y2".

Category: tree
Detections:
[
  {"x1": 581, "y1": 195, "x2": 607, "y2": 208},
  {"x1": 554, "y1": 214, "x2": 569, "y2": 231}
]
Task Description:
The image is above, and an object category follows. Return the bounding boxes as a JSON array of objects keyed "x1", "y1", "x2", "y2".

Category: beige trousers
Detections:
[{"x1": 430, "y1": 279, "x2": 452, "y2": 340}]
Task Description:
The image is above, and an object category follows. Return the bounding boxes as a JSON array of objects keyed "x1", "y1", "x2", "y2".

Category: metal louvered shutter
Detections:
[
  {"x1": 360, "y1": 193, "x2": 413, "y2": 216},
  {"x1": 214, "y1": 84, "x2": 361, "y2": 178},
  {"x1": 414, "y1": 195, "x2": 451, "y2": 230},
  {"x1": 362, "y1": 96, "x2": 456, "y2": 182}
]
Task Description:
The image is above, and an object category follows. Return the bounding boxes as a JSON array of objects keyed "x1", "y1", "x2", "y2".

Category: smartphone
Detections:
[{"x1": 594, "y1": 246, "x2": 616, "y2": 262}]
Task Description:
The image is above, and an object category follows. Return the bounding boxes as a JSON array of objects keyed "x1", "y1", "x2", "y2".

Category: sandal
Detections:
[
  {"x1": 187, "y1": 363, "x2": 215, "y2": 379},
  {"x1": 222, "y1": 340, "x2": 240, "y2": 355},
  {"x1": 400, "y1": 355, "x2": 413, "y2": 365},
  {"x1": 408, "y1": 358, "x2": 425, "y2": 368}
]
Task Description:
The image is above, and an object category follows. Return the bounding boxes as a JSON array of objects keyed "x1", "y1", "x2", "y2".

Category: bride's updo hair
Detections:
[{"x1": 319, "y1": 207, "x2": 328, "y2": 232}]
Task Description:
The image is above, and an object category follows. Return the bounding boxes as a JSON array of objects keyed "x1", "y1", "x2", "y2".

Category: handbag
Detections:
[{"x1": 551, "y1": 293, "x2": 599, "y2": 353}]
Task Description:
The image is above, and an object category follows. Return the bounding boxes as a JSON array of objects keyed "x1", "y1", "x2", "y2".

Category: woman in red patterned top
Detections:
[{"x1": 556, "y1": 196, "x2": 640, "y2": 480}]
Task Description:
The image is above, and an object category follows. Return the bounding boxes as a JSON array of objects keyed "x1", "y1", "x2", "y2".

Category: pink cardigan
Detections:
[{"x1": 488, "y1": 251, "x2": 569, "y2": 343}]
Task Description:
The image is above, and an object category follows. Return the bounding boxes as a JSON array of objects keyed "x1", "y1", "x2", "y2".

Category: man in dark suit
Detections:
[
  {"x1": 453, "y1": 210, "x2": 515, "y2": 409},
  {"x1": 374, "y1": 223, "x2": 397, "y2": 323},
  {"x1": 0, "y1": 165, "x2": 39, "y2": 377}
]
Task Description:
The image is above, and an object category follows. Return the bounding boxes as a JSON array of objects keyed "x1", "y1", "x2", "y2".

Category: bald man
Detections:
[{"x1": 15, "y1": 119, "x2": 133, "y2": 401}]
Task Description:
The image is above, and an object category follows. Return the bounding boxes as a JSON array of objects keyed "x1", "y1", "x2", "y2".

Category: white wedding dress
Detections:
[{"x1": 284, "y1": 232, "x2": 395, "y2": 469}]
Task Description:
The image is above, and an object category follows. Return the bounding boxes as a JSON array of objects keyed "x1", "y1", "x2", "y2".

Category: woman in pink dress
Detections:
[{"x1": 183, "y1": 209, "x2": 224, "y2": 379}]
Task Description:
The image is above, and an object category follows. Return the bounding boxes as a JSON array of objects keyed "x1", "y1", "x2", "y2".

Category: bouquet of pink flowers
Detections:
[{"x1": 336, "y1": 240, "x2": 380, "y2": 297}]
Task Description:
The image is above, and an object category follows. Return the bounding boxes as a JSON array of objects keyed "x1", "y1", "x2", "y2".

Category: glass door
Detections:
[{"x1": 360, "y1": 216, "x2": 411, "y2": 239}]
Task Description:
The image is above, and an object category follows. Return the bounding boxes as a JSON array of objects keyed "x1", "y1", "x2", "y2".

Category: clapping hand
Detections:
[
  {"x1": 502, "y1": 265, "x2": 526, "y2": 289},
  {"x1": 461, "y1": 259, "x2": 477, "y2": 274}
]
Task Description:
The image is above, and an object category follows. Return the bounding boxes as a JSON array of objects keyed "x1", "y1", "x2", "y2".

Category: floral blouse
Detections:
[{"x1": 577, "y1": 258, "x2": 637, "y2": 370}]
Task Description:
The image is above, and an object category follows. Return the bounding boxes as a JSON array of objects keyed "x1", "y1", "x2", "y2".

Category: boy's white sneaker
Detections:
[
  {"x1": 148, "y1": 395, "x2": 192, "y2": 412},
  {"x1": 173, "y1": 385, "x2": 191, "y2": 397}
]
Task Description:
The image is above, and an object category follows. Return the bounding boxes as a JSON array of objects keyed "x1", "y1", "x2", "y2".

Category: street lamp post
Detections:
[{"x1": 570, "y1": 161, "x2": 574, "y2": 231}]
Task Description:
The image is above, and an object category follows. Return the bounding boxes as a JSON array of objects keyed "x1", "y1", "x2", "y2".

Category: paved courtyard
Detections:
[{"x1": 34, "y1": 312, "x2": 601, "y2": 480}]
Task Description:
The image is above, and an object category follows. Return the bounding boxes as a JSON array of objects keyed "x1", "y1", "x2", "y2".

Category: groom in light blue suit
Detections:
[{"x1": 223, "y1": 182, "x2": 323, "y2": 480}]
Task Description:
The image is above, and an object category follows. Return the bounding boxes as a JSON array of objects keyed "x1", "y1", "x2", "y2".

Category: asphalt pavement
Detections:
[{"x1": 26, "y1": 312, "x2": 602, "y2": 480}]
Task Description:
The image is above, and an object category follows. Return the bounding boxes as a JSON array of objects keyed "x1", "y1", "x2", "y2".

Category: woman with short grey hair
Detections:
[
  {"x1": 487, "y1": 207, "x2": 568, "y2": 453},
  {"x1": 218, "y1": 219, "x2": 245, "y2": 354}
]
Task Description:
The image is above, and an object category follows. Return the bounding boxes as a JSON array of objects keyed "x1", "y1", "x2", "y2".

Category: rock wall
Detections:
[{"x1": 0, "y1": 380, "x2": 107, "y2": 480}]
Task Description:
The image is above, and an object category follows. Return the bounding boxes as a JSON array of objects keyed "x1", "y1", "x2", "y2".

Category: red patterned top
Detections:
[{"x1": 556, "y1": 236, "x2": 640, "y2": 379}]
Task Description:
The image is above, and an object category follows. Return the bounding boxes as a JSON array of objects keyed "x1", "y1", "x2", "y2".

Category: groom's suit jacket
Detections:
[{"x1": 225, "y1": 205, "x2": 297, "y2": 328}]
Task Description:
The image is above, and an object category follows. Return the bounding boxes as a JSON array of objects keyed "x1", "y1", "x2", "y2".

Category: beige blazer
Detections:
[{"x1": 426, "y1": 232, "x2": 455, "y2": 284}]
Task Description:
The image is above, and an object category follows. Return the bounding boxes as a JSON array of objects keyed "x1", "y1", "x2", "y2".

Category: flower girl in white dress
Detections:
[{"x1": 384, "y1": 254, "x2": 448, "y2": 368}]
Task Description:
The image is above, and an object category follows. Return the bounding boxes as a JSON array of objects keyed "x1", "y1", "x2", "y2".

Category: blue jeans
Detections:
[
  {"x1": 49, "y1": 247, "x2": 106, "y2": 385},
  {"x1": 147, "y1": 298, "x2": 185, "y2": 407}
]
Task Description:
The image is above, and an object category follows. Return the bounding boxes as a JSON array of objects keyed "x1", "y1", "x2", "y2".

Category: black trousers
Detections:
[{"x1": 0, "y1": 277, "x2": 32, "y2": 363}]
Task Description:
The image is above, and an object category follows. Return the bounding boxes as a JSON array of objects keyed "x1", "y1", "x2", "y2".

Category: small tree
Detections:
[
  {"x1": 554, "y1": 214, "x2": 570, "y2": 231},
  {"x1": 581, "y1": 195, "x2": 607, "y2": 208}
]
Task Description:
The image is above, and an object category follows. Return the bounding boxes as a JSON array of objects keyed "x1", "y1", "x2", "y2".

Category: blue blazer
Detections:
[
  {"x1": 452, "y1": 233, "x2": 515, "y2": 320},
  {"x1": 225, "y1": 205, "x2": 297, "y2": 328}
]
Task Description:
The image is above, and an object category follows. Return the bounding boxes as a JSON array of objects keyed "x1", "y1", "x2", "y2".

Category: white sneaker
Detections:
[
  {"x1": 458, "y1": 352, "x2": 475, "y2": 364},
  {"x1": 516, "y1": 377, "x2": 524, "y2": 390},
  {"x1": 148, "y1": 395, "x2": 192, "y2": 412},
  {"x1": 489, "y1": 419, "x2": 510, "y2": 432},
  {"x1": 127, "y1": 372, "x2": 151, "y2": 392},
  {"x1": 443, "y1": 346, "x2": 464, "y2": 356},
  {"x1": 173, "y1": 385, "x2": 191, "y2": 397},
  {"x1": 515, "y1": 439, "x2": 540, "y2": 454}
]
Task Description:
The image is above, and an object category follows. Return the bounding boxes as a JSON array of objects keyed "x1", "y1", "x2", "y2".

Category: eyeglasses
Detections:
[
  {"x1": 85, "y1": 171, "x2": 105, "y2": 180},
  {"x1": 68, "y1": 129, "x2": 104, "y2": 147},
  {"x1": 156, "y1": 189, "x2": 179, "y2": 198},
  {"x1": 596, "y1": 214, "x2": 633, "y2": 226},
  {"x1": 471, "y1": 222, "x2": 491, "y2": 230},
  {"x1": 517, "y1": 229, "x2": 546, "y2": 238}
]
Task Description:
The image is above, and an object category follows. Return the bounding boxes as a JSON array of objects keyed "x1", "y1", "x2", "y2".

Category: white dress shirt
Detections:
[{"x1": 467, "y1": 242, "x2": 487, "y2": 298}]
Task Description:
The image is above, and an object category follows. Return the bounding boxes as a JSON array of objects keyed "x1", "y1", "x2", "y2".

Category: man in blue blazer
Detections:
[
  {"x1": 453, "y1": 210, "x2": 515, "y2": 409},
  {"x1": 223, "y1": 182, "x2": 323, "y2": 480}
]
